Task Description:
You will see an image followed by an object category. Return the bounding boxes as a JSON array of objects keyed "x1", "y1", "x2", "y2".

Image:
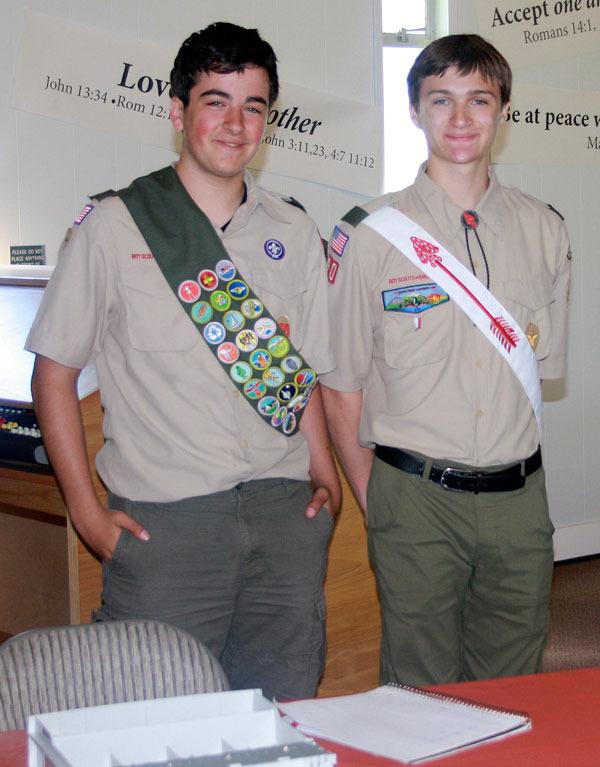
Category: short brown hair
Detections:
[{"x1": 407, "y1": 34, "x2": 512, "y2": 109}]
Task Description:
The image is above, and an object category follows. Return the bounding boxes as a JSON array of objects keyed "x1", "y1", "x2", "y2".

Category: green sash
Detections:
[{"x1": 97, "y1": 166, "x2": 316, "y2": 437}]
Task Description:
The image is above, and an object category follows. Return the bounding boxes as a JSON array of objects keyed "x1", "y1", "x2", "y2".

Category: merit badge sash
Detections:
[
  {"x1": 346, "y1": 205, "x2": 543, "y2": 435},
  {"x1": 104, "y1": 166, "x2": 317, "y2": 437}
]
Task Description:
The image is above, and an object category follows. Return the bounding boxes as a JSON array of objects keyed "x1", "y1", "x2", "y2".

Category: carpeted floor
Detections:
[{"x1": 542, "y1": 555, "x2": 600, "y2": 672}]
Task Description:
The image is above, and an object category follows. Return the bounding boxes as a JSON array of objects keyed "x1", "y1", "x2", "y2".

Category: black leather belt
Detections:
[{"x1": 374, "y1": 445, "x2": 542, "y2": 493}]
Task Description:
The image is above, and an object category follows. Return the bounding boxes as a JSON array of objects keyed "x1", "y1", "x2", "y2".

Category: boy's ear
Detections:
[
  {"x1": 170, "y1": 97, "x2": 185, "y2": 132},
  {"x1": 409, "y1": 103, "x2": 421, "y2": 129}
]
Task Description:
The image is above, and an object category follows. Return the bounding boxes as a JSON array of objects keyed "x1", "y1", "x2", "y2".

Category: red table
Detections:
[{"x1": 2, "y1": 667, "x2": 600, "y2": 766}]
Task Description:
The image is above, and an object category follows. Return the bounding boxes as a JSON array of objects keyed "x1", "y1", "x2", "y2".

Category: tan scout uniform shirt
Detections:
[
  {"x1": 321, "y1": 166, "x2": 570, "y2": 467},
  {"x1": 26, "y1": 171, "x2": 332, "y2": 501}
]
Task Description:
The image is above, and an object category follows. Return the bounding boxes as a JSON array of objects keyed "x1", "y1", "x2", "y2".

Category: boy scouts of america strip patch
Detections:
[
  {"x1": 73, "y1": 203, "x2": 94, "y2": 225},
  {"x1": 175, "y1": 259, "x2": 317, "y2": 437}
]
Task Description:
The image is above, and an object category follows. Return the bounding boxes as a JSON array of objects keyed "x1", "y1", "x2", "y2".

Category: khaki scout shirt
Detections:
[
  {"x1": 320, "y1": 166, "x2": 570, "y2": 467},
  {"x1": 26, "y1": 171, "x2": 332, "y2": 501}
]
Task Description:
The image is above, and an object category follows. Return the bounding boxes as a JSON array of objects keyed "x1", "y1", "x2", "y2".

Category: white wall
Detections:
[
  {"x1": 450, "y1": 0, "x2": 600, "y2": 559},
  {"x1": 0, "y1": 0, "x2": 380, "y2": 267}
]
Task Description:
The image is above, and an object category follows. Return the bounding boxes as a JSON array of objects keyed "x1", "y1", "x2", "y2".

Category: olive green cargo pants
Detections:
[{"x1": 367, "y1": 455, "x2": 554, "y2": 685}]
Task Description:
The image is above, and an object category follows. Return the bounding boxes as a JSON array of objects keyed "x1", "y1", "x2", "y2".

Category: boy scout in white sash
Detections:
[
  {"x1": 27, "y1": 22, "x2": 340, "y2": 700},
  {"x1": 321, "y1": 34, "x2": 570, "y2": 686}
]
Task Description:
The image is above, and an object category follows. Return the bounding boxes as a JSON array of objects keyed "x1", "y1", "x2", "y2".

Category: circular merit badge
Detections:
[
  {"x1": 227, "y1": 279, "x2": 250, "y2": 301},
  {"x1": 210, "y1": 290, "x2": 231, "y2": 312},
  {"x1": 243, "y1": 379, "x2": 267, "y2": 400},
  {"x1": 267, "y1": 335, "x2": 290, "y2": 358},
  {"x1": 282, "y1": 412, "x2": 297, "y2": 435},
  {"x1": 277, "y1": 382, "x2": 298, "y2": 403},
  {"x1": 215, "y1": 259, "x2": 236, "y2": 282},
  {"x1": 217, "y1": 342, "x2": 239, "y2": 364},
  {"x1": 235, "y1": 329, "x2": 259, "y2": 352},
  {"x1": 262, "y1": 366, "x2": 285, "y2": 388},
  {"x1": 271, "y1": 406, "x2": 287, "y2": 428},
  {"x1": 203, "y1": 321, "x2": 226, "y2": 345},
  {"x1": 254, "y1": 317, "x2": 277, "y2": 340},
  {"x1": 178, "y1": 279, "x2": 201, "y2": 303},
  {"x1": 281, "y1": 355, "x2": 302, "y2": 374},
  {"x1": 230, "y1": 361, "x2": 252, "y2": 384},
  {"x1": 241, "y1": 298, "x2": 263, "y2": 319},
  {"x1": 198, "y1": 269, "x2": 218, "y2": 291},
  {"x1": 295, "y1": 368, "x2": 317, "y2": 388},
  {"x1": 223, "y1": 310, "x2": 245, "y2": 332},
  {"x1": 190, "y1": 300, "x2": 213, "y2": 324},
  {"x1": 288, "y1": 393, "x2": 309, "y2": 413},
  {"x1": 249, "y1": 349, "x2": 272, "y2": 370},
  {"x1": 257, "y1": 396, "x2": 279, "y2": 416},
  {"x1": 264, "y1": 238, "x2": 285, "y2": 260}
]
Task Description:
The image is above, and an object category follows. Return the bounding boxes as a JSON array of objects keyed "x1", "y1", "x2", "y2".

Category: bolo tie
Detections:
[{"x1": 461, "y1": 210, "x2": 490, "y2": 290}]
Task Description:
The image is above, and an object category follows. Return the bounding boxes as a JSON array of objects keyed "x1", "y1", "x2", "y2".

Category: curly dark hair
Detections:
[
  {"x1": 408, "y1": 34, "x2": 512, "y2": 109},
  {"x1": 170, "y1": 22, "x2": 279, "y2": 106}
]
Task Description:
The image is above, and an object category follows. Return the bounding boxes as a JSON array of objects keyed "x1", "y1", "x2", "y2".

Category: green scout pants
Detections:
[
  {"x1": 94, "y1": 478, "x2": 334, "y2": 700},
  {"x1": 367, "y1": 455, "x2": 554, "y2": 686}
]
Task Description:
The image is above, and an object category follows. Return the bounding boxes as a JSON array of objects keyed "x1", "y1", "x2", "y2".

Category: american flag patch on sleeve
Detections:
[
  {"x1": 330, "y1": 225, "x2": 349, "y2": 257},
  {"x1": 73, "y1": 203, "x2": 94, "y2": 226}
]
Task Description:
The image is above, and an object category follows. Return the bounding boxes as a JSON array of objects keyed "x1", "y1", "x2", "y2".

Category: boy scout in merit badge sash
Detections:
[
  {"x1": 342, "y1": 205, "x2": 543, "y2": 435},
  {"x1": 95, "y1": 166, "x2": 317, "y2": 437}
]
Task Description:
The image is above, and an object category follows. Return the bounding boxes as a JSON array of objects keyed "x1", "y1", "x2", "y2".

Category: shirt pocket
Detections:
[
  {"x1": 120, "y1": 266, "x2": 198, "y2": 352},
  {"x1": 379, "y1": 300, "x2": 452, "y2": 414},
  {"x1": 382, "y1": 300, "x2": 451, "y2": 369},
  {"x1": 246, "y1": 267, "x2": 307, "y2": 348},
  {"x1": 503, "y1": 280, "x2": 552, "y2": 361}
]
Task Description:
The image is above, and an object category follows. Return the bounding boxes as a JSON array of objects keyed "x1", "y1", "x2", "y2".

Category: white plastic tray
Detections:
[{"x1": 27, "y1": 689, "x2": 336, "y2": 767}]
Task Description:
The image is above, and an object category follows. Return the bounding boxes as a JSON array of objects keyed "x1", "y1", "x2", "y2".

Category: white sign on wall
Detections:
[
  {"x1": 494, "y1": 83, "x2": 600, "y2": 166},
  {"x1": 475, "y1": 0, "x2": 600, "y2": 68},
  {"x1": 15, "y1": 10, "x2": 381, "y2": 195}
]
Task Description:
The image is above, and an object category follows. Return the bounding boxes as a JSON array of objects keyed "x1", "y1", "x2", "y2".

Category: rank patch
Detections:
[
  {"x1": 330, "y1": 226, "x2": 349, "y2": 257},
  {"x1": 382, "y1": 283, "x2": 450, "y2": 314},
  {"x1": 73, "y1": 204, "x2": 94, "y2": 226}
]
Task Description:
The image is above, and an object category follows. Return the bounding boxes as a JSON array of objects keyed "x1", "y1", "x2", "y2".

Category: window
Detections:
[{"x1": 381, "y1": 0, "x2": 446, "y2": 192}]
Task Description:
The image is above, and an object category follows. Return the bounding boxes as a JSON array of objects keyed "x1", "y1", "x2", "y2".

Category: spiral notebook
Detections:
[{"x1": 278, "y1": 684, "x2": 531, "y2": 764}]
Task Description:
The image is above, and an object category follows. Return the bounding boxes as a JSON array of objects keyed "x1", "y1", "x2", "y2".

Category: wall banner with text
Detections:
[
  {"x1": 493, "y1": 83, "x2": 600, "y2": 166},
  {"x1": 15, "y1": 10, "x2": 381, "y2": 196},
  {"x1": 475, "y1": 0, "x2": 600, "y2": 68}
]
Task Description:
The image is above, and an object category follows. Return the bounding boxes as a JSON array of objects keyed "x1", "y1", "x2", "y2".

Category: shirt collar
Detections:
[
  {"x1": 240, "y1": 171, "x2": 293, "y2": 225},
  {"x1": 414, "y1": 163, "x2": 504, "y2": 239}
]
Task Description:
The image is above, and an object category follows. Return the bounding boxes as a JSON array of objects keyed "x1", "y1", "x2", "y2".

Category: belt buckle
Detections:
[{"x1": 439, "y1": 467, "x2": 479, "y2": 493}]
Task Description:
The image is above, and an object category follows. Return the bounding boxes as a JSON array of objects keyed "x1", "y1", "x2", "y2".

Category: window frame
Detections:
[{"x1": 381, "y1": 0, "x2": 437, "y2": 48}]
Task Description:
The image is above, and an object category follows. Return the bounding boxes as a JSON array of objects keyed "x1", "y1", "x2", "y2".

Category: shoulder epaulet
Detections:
[
  {"x1": 91, "y1": 189, "x2": 118, "y2": 202},
  {"x1": 516, "y1": 189, "x2": 565, "y2": 221},
  {"x1": 546, "y1": 203, "x2": 565, "y2": 221},
  {"x1": 281, "y1": 195, "x2": 306, "y2": 213},
  {"x1": 341, "y1": 206, "x2": 370, "y2": 228}
]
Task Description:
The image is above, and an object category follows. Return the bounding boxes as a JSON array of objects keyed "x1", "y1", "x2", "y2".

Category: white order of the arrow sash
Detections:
[{"x1": 363, "y1": 206, "x2": 542, "y2": 435}]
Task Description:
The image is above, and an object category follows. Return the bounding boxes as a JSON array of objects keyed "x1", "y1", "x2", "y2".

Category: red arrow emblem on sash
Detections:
[{"x1": 410, "y1": 236, "x2": 519, "y2": 353}]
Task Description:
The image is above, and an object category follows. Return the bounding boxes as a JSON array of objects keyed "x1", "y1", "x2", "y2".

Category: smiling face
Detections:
[
  {"x1": 410, "y1": 66, "x2": 509, "y2": 175},
  {"x1": 170, "y1": 65, "x2": 270, "y2": 184}
]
